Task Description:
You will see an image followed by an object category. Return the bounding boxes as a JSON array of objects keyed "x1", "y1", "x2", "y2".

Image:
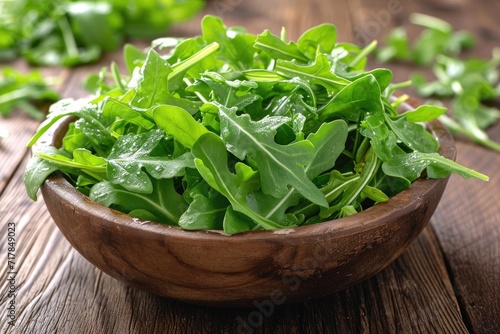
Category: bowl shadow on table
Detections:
[{"x1": 38, "y1": 100, "x2": 454, "y2": 310}]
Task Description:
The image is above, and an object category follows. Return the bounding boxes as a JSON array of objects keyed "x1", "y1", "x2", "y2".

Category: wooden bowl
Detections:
[{"x1": 39, "y1": 102, "x2": 455, "y2": 307}]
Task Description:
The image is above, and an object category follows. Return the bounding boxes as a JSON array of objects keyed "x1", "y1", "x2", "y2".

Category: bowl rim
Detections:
[{"x1": 38, "y1": 98, "x2": 456, "y2": 242}]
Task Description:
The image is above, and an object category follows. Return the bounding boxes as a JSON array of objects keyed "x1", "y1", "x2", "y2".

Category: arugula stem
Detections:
[
  {"x1": 293, "y1": 174, "x2": 360, "y2": 220},
  {"x1": 351, "y1": 114, "x2": 364, "y2": 160},
  {"x1": 355, "y1": 137, "x2": 371, "y2": 164},
  {"x1": 264, "y1": 188, "x2": 294, "y2": 220},
  {"x1": 349, "y1": 40, "x2": 377, "y2": 68},
  {"x1": 389, "y1": 80, "x2": 412, "y2": 92},
  {"x1": 111, "y1": 62, "x2": 126, "y2": 91},
  {"x1": 58, "y1": 16, "x2": 79, "y2": 58},
  {"x1": 409, "y1": 13, "x2": 452, "y2": 33},
  {"x1": 439, "y1": 114, "x2": 500, "y2": 152},
  {"x1": 340, "y1": 149, "x2": 379, "y2": 208},
  {"x1": 0, "y1": 88, "x2": 35, "y2": 105},
  {"x1": 390, "y1": 94, "x2": 409, "y2": 109},
  {"x1": 170, "y1": 42, "x2": 219, "y2": 82},
  {"x1": 280, "y1": 27, "x2": 287, "y2": 43},
  {"x1": 341, "y1": 149, "x2": 354, "y2": 160}
]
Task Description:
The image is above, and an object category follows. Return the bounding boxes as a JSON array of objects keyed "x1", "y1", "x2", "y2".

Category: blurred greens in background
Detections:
[
  {"x1": 376, "y1": 13, "x2": 500, "y2": 152},
  {"x1": 0, "y1": 0, "x2": 204, "y2": 66},
  {"x1": 0, "y1": 67, "x2": 59, "y2": 119},
  {"x1": 0, "y1": 0, "x2": 204, "y2": 120}
]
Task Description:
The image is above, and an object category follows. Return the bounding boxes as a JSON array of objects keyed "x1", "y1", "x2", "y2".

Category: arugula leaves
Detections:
[
  {"x1": 0, "y1": 0, "x2": 204, "y2": 66},
  {"x1": 376, "y1": 13, "x2": 474, "y2": 65},
  {"x1": 90, "y1": 178, "x2": 187, "y2": 225},
  {"x1": 193, "y1": 132, "x2": 282, "y2": 231},
  {"x1": 376, "y1": 13, "x2": 500, "y2": 152},
  {"x1": 26, "y1": 16, "x2": 488, "y2": 235},
  {"x1": 0, "y1": 67, "x2": 59, "y2": 119},
  {"x1": 216, "y1": 102, "x2": 327, "y2": 206}
]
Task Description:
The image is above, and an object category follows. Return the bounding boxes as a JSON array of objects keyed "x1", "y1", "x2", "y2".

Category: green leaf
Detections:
[
  {"x1": 124, "y1": 43, "x2": 146, "y2": 74},
  {"x1": 247, "y1": 120, "x2": 348, "y2": 224},
  {"x1": 320, "y1": 148, "x2": 380, "y2": 219},
  {"x1": 0, "y1": 67, "x2": 59, "y2": 119},
  {"x1": 400, "y1": 105, "x2": 447, "y2": 122},
  {"x1": 73, "y1": 107, "x2": 116, "y2": 157},
  {"x1": 383, "y1": 152, "x2": 489, "y2": 181},
  {"x1": 66, "y1": 2, "x2": 122, "y2": 53},
  {"x1": 361, "y1": 185, "x2": 389, "y2": 203},
  {"x1": 73, "y1": 148, "x2": 107, "y2": 168},
  {"x1": 27, "y1": 99, "x2": 100, "y2": 147},
  {"x1": 275, "y1": 54, "x2": 350, "y2": 93},
  {"x1": 319, "y1": 74, "x2": 383, "y2": 122},
  {"x1": 305, "y1": 120, "x2": 349, "y2": 178},
  {"x1": 62, "y1": 123, "x2": 91, "y2": 152},
  {"x1": 192, "y1": 132, "x2": 283, "y2": 232},
  {"x1": 128, "y1": 209, "x2": 161, "y2": 222},
  {"x1": 200, "y1": 72, "x2": 260, "y2": 109},
  {"x1": 375, "y1": 27, "x2": 411, "y2": 62},
  {"x1": 153, "y1": 105, "x2": 209, "y2": 148},
  {"x1": 361, "y1": 115, "x2": 405, "y2": 162},
  {"x1": 369, "y1": 167, "x2": 410, "y2": 198},
  {"x1": 215, "y1": 102, "x2": 328, "y2": 207},
  {"x1": 36, "y1": 148, "x2": 107, "y2": 180},
  {"x1": 292, "y1": 170, "x2": 361, "y2": 221},
  {"x1": 255, "y1": 30, "x2": 309, "y2": 63},
  {"x1": 27, "y1": 99, "x2": 115, "y2": 157},
  {"x1": 179, "y1": 190, "x2": 228, "y2": 230},
  {"x1": 385, "y1": 113, "x2": 439, "y2": 153},
  {"x1": 24, "y1": 148, "x2": 66, "y2": 200},
  {"x1": 106, "y1": 129, "x2": 194, "y2": 193},
  {"x1": 342, "y1": 68, "x2": 393, "y2": 92},
  {"x1": 90, "y1": 178, "x2": 188, "y2": 225},
  {"x1": 129, "y1": 49, "x2": 172, "y2": 108},
  {"x1": 202, "y1": 15, "x2": 257, "y2": 71},
  {"x1": 297, "y1": 24, "x2": 337, "y2": 59},
  {"x1": 103, "y1": 97, "x2": 155, "y2": 129},
  {"x1": 223, "y1": 207, "x2": 255, "y2": 234}
]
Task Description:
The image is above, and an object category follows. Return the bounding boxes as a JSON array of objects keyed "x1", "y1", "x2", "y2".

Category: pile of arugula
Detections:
[
  {"x1": 25, "y1": 16, "x2": 488, "y2": 234},
  {"x1": 0, "y1": 0, "x2": 204, "y2": 66},
  {"x1": 377, "y1": 13, "x2": 500, "y2": 152},
  {"x1": 0, "y1": 67, "x2": 59, "y2": 119}
]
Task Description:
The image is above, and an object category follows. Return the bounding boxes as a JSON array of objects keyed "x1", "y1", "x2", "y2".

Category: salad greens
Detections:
[
  {"x1": 376, "y1": 13, "x2": 475, "y2": 65},
  {"x1": 0, "y1": 0, "x2": 204, "y2": 66},
  {"x1": 376, "y1": 13, "x2": 500, "y2": 152},
  {"x1": 0, "y1": 67, "x2": 59, "y2": 119},
  {"x1": 25, "y1": 16, "x2": 488, "y2": 235}
]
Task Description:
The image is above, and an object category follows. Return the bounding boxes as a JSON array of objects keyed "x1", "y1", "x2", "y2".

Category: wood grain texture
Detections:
[
  {"x1": 1, "y1": 0, "x2": 499, "y2": 333},
  {"x1": 0, "y1": 115, "x2": 39, "y2": 195},
  {"x1": 432, "y1": 142, "x2": 500, "y2": 334}
]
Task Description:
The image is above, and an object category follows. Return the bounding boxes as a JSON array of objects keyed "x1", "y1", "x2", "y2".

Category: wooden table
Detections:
[{"x1": 1, "y1": 0, "x2": 499, "y2": 333}]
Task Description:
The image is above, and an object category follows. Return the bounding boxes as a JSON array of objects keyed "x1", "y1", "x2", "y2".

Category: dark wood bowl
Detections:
[{"x1": 39, "y1": 101, "x2": 455, "y2": 307}]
